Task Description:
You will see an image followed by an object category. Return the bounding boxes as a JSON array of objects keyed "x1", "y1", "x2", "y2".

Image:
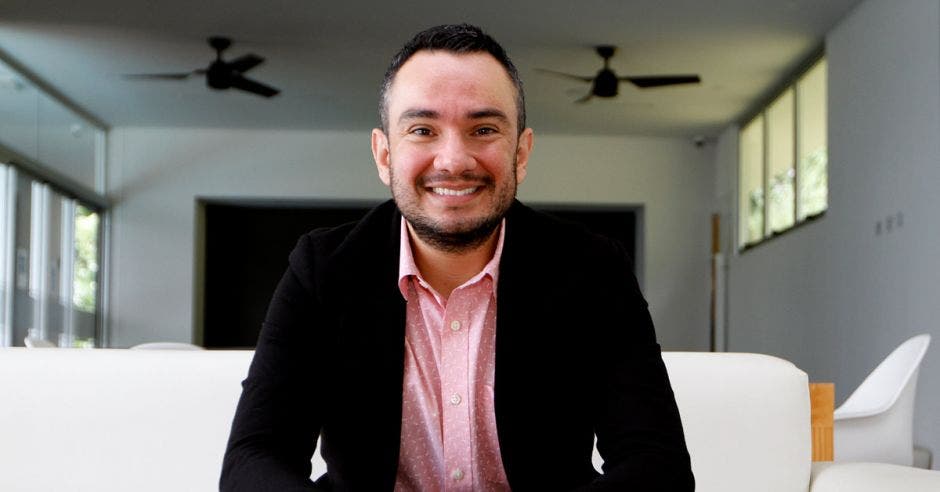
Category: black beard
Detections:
[
  {"x1": 405, "y1": 211, "x2": 503, "y2": 254},
  {"x1": 387, "y1": 149, "x2": 518, "y2": 254}
]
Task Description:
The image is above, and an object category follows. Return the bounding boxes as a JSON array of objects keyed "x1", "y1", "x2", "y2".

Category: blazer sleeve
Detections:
[
  {"x1": 220, "y1": 235, "x2": 327, "y2": 491},
  {"x1": 576, "y1": 240, "x2": 695, "y2": 492}
]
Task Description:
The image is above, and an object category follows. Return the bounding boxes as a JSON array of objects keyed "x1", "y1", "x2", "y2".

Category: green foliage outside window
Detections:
[
  {"x1": 74, "y1": 205, "x2": 98, "y2": 313},
  {"x1": 746, "y1": 148, "x2": 827, "y2": 241},
  {"x1": 747, "y1": 187, "x2": 763, "y2": 243},
  {"x1": 799, "y1": 147, "x2": 828, "y2": 218},
  {"x1": 768, "y1": 169, "x2": 795, "y2": 233}
]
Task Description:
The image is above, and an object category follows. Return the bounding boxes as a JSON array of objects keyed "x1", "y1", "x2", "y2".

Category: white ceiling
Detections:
[{"x1": 0, "y1": 0, "x2": 863, "y2": 137}]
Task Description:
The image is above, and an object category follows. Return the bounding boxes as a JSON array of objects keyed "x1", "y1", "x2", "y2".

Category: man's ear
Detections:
[
  {"x1": 514, "y1": 128, "x2": 534, "y2": 185},
  {"x1": 372, "y1": 128, "x2": 391, "y2": 186}
]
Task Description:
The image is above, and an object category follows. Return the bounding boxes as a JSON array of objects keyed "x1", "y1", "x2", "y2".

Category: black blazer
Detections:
[{"x1": 221, "y1": 200, "x2": 693, "y2": 491}]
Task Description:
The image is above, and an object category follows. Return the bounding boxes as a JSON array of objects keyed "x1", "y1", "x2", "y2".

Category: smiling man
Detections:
[{"x1": 222, "y1": 24, "x2": 693, "y2": 492}]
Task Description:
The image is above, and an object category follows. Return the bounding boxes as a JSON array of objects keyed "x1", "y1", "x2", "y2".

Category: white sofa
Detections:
[{"x1": 0, "y1": 348, "x2": 937, "y2": 491}]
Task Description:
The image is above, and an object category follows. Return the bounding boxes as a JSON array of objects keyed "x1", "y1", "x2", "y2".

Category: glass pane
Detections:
[
  {"x1": 0, "y1": 164, "x2": 12, "y2": 346},
  {"x1": 797, "y1": 59, "x2": 828, "y2": 220},
  {"x1": 767, "y1": 89, "x2": 795, "y2": 234},
  {"x1": 37, "y1": 92, "x2": 98, "y2": 191},
  {"x1": 0, "y1": 60, "x2": 39, "y2": 160},
  {"x1": 11, "y1": 179, "x2": 73, "y2": 346},
  {"x1": 1, "y1": 58, "x2": 104, "y2": 194},
  {"x1": 72, "y1": 204, "x2": 99, "y2": 347},
  {"x1": 13, "y1": 175, "x2": 35, "y2": 346},
  {"x1": 739, "y1": 115, "x2": 764, "y2": 247},
  {"x1": 42, "y1": 188, "x2": 66, "y2": 347}
]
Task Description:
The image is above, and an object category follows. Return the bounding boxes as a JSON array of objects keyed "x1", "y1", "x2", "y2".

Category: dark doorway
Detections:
[
  {"x1": 534, "y1": 205, "x2": 638, "y2": 271},
  {"x1": 201, "y1": 201, "x2": 376, "y2": 348}
]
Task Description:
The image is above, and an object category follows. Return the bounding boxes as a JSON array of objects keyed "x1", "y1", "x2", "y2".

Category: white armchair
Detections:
[{"x1": 833, "y1": 334, "x2": 931, "y2": 465}]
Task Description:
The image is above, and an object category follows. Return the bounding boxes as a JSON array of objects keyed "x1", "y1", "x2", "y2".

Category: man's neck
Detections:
[{"x1": 406, "y1": 223, "x2": 500, "y2": 299}]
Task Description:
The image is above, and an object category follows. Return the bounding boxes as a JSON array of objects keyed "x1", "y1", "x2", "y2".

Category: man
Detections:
[{"x1": 221, "y1": 24, "x2": 693, "y2": 491}]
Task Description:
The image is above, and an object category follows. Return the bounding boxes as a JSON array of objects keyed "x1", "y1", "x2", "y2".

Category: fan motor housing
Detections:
[
  {"x1": 207, "y1": 62, "x2": 232, "y2": 90},
  {"x1": 594, "y1": 70, "x2": 619, "y2": 97}
]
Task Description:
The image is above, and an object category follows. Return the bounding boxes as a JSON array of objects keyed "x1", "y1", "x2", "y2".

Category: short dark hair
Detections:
[{"x1": 379, "y1": 23, "x2": 526, "y2": 135}]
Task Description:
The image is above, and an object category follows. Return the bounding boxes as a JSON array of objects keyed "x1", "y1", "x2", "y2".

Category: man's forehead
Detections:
[
  {"x1": 402, "y1": 49, "x2": 501, "y2": 67},
  {"x1": 394, "y1": 51, "x2": 511, "y2": 85},
  {"x1": 387, "y1": 51, "x2": 518, "y2": 120}
]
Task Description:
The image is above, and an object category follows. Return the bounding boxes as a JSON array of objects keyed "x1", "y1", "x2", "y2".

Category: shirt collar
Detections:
[{"x1": 397, "y1": 217, "x2": 505, "y2": 300}]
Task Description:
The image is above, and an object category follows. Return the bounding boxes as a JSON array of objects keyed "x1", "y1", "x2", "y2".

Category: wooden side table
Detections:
[{"x1": 809, "y1": 383, "x2": 834, "y2": 461}]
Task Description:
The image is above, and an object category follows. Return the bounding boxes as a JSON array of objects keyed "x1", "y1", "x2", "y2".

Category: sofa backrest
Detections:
[
  {"x1": 662, "y1": 352, "x2": 812, "y2": 492},
  {"x1": 0, "y1": 349, "x2": 811, "y2": 491},
  {"x1": 0, "y1": 348, "x2": 251, "y2": 492}
]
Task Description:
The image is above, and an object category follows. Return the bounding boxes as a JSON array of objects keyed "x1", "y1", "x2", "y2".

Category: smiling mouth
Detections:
[{"x1": 431, "y1": 187, "x2": 478, "y2": 196}]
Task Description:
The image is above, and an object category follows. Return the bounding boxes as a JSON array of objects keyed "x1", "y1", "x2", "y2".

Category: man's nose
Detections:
[{"x1": 433, "y1": 132, "x2": 477, "y2": 174}]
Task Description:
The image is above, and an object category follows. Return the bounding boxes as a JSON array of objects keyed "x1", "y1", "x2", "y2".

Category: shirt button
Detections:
[
  {"x1": 450, "y1": 393, "x2": 462, "y2": 406},
  {"x1": 452, "y1": 468, "x2": 464, "y2": 481},
  {"x1": 450, "y1": 320, "x2": 461, "y2": 331}
]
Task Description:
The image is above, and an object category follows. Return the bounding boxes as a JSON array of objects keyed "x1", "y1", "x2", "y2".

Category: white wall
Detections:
[
  {"x1": 107, "y1": 128, "x2": 714, "y2": 350},
  {"x1": 717, "y1": 0, "x2": 940, "y2": 464}
]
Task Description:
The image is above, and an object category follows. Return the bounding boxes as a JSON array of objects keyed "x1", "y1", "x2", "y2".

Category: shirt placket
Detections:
[{"x1": 441, "y1": 288, "x2": 473, "y2": 491}]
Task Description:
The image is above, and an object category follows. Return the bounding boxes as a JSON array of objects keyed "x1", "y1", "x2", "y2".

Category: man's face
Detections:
[{"x1": 372, "y1": 51, "x2": 533, "y2": 252}]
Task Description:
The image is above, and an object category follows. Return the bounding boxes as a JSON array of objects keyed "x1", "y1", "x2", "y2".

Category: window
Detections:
[
  {"x1": 738, "y1": 57, "x2": 827, "y2": 249},
  {"x1": 797, "y1": 61, "x2": 828, "y2": 220},
  {"x1": 5, "y1": 169, "x2": 102, "y2": 347}
]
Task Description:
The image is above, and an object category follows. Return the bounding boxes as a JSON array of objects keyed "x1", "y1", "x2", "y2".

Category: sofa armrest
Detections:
[{"x1": 811, "y1": 462, "x2": 940, "y2": 492}]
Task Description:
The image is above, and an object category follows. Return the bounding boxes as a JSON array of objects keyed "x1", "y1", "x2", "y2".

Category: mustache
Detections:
[{"x1": 417, "y1": 172, "x2": 494, "y2": 187}]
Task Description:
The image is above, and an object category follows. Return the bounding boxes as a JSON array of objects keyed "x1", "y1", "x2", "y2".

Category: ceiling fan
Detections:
[
  {"x1": 124, "y1": 36, "x2": 280, "y2": 98},
  {"x1": 538, "y1": 45, "x2": 700, "y2": 103}
]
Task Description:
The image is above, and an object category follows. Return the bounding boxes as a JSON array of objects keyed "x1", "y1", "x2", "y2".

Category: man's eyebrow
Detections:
[
  {"x1": 397, "y1": 108, "x2": 510, "y2": 125},
  {"x1": 468, "y1": 109, "x2": 509, "y2": 123},
  {"x1": 398, "y1": 109, "x2": 439, "y2": 123}
]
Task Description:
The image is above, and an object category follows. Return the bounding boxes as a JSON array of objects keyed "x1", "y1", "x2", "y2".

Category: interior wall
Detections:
[
  {"x1": 717, "y1": 0, "x2": 940, "y2": 464},
  {"x1": 106, "y1": 128, "x2": 714, "y2": 350}
]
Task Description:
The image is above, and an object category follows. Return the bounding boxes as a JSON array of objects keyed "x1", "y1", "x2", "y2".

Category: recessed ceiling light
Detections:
[{"x1": 0, "y1": 74, "x2": 26, "y2": 92}]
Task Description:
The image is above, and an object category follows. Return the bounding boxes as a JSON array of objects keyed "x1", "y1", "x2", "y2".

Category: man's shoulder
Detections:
[
  {"x1": 297, "y1": 200, "x2": 397, "y2": 249},
  {"x1": 288, "y1": 200, "x2": 400, "y2": 274}
]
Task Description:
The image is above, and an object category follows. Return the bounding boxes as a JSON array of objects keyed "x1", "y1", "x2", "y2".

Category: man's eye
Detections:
[
  {"x1": 475, "y1": 127, "x2": 498, "y2": 136},
  {"x1": 410, "y1": 128, "x2": 432, "y2": 136}
]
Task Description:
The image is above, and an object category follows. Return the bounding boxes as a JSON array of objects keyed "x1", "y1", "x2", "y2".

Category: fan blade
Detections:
[
  {"x1": 227, "y1": 54, "x2": 265, "y2": 73},
  {"x1": 536, "y1": 68, "x2": 593, "y2": 83},
  {"x1": 123, "y1": 71, "x2": 196, "y2": 80},
  {"x1": 229, "y1": 75, "x2": 280, "y2": 97},
  {"x1": 623, "y1": 75, "x2": 700, "y2": 88},
  {"x1": 574, "y1": 92, "x2": 593, "y2": 104}
]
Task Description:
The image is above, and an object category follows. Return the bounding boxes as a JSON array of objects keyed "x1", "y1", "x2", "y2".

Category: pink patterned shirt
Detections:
[{"x1": 394, "y1": 218, "x2": 510, "y2": 492}]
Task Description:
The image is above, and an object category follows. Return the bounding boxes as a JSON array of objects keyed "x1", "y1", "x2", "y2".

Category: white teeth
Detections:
[{"x1": 432, "y1": 187, "x2": 477, "y2": 196}]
